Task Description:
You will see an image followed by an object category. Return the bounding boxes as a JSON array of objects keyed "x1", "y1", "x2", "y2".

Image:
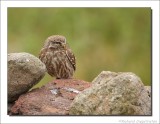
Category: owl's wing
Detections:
[
  {"x1": 65, "y1": 47, "x2": 76, "y2": 71},
  {"x1": 39, "y1": 48, "x2": 47, "y2": 61}
]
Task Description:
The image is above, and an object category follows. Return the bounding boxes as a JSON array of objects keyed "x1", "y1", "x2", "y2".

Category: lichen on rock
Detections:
[{"x1": 69, "y1": 71, "x2": 151, "y2": 115}]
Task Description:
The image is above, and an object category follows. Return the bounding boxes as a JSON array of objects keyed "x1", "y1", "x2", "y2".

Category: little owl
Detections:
[{"x1": 39, "y1": 35, "x2": 76, "y2": 79}]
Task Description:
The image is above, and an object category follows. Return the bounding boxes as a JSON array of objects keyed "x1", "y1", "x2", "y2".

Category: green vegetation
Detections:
[{"x1": 8, "y1": 8, "x2": 151, "y2": 87}]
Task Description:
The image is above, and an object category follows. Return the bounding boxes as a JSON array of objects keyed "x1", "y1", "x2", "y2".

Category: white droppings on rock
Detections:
[{"x1": 26, "y1": 59, "x2": 30, "y2": 62}]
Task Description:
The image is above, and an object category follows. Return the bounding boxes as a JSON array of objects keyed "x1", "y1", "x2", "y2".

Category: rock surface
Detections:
[
  {"x1": 145, "y1": 86, "x2": 151, "y2": 98},
  {"x1": 10, "y1": 79, "x2": 91, "y2": 115},
  {"x1": 8, "y1": 52, "x2": 46, "y2": 102},
  {"x1": 69, "y1": 71, "x2": 151, "y2": 115}
]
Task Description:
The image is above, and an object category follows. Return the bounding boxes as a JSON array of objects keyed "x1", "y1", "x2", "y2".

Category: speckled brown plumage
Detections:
[{"x1": 39, "y1": 35, "x2": 76, "y2": 79}]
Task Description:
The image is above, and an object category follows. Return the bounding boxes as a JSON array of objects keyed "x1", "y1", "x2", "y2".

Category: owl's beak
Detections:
[{"x1": 49, "y1": 45, "x2": 55, "y2": 49}]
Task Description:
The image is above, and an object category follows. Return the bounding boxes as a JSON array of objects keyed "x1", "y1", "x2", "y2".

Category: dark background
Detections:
[{"x1": 8, "y1": 8, "x2": 151, "y2": 88}]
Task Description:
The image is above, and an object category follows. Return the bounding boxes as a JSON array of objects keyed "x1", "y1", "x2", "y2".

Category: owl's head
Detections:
[{"x1": 44, "y1": 35, "x2": 67, "y2": 49}]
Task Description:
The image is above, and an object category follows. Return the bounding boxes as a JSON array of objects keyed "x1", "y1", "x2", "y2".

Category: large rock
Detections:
[
  {"x1": 10, "y1": 79, "x2": 91, "y2": 115},
  {"x1": 8, "y1": 52, "x2": 46, "y2": 102},
  {"x1": 144, "y1": 86, "x2": 151, "y2": 98},
  {"x1": 69, "y1": 71, "x2": 151, "y2": 115}
]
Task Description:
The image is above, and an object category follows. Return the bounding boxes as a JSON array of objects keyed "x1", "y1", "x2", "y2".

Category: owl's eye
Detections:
[
  {"x1": 51, "y1": 41, "x2": 58, "y2": 44},
  {"x1": 54, "y1": 42, "x2": 61, "y2": 45}
]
